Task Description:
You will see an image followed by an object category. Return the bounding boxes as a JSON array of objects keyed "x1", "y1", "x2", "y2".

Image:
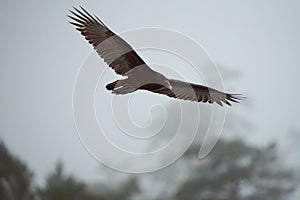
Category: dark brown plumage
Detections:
[{"x1": 68, "y1": 6, "x2": 243, "y2": 106}]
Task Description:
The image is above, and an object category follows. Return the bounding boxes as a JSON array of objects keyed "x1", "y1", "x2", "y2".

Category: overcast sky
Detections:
[{"x1": 1, "y1": 0, "x2": 300, "y2": 185}]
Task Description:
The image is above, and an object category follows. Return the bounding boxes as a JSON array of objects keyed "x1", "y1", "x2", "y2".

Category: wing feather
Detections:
[
  {"x1": 145, "y1": 79, "x2": 243, "y2": 106},
  {"x1": 68, "y1": 7, "x2": 148, "y2": 75}
]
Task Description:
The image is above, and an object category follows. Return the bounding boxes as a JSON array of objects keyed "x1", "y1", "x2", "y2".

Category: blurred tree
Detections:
[
  {"x1": 114, "y1": 178, "x2": 139, "y2": 199},
  {"x1": 37, "y1": 161, "x2": 105, "y2": 200},
  {"x1": 0, "y1": 142, "x2": 35, "y2": 200},
  {"x1": 87, "y1": 177, "x2": 139, "y2": 200},
  {"x1": 175, "y1": 139, "x2": 296, "y2": 200},
  {"x1": 0, "y1": 140, "x2": 139, "y2": 200}
]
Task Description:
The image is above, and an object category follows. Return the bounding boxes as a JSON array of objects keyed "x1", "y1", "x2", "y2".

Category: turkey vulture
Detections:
[{"x1": 68, "y1": 7, "x2": 242, "y2": 106}]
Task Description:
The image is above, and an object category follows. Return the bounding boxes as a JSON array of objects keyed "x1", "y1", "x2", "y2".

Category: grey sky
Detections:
[{"x1": 1, "y1": 0, "x2": 300, "y2": 185}]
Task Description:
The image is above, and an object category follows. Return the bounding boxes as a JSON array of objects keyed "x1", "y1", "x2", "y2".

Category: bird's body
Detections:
[{"x1": 69, "y1": 7, "x2": 242, "y2": 106}]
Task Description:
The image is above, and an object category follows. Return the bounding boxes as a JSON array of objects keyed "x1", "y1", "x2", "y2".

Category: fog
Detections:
[{"x1": 0, "y1": 0, "x2": 300, "y2": 198}]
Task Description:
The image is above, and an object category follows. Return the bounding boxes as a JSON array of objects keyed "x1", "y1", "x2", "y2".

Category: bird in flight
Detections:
[{"x1": 68, "y1": 7, "x2": 242, "y2": 106}]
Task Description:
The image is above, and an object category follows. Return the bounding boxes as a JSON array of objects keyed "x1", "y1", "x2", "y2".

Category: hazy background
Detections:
[{"x1": 1, "y1": 0, "x2": 300, "y2": 198}]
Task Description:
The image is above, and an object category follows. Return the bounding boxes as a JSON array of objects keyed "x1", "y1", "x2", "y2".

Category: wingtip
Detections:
[
  {"x1": 226, "y1": 93, "x2": 246, "y2": 104},
  {"x1": 224, "y1": 100, "x2": 232, "y2": 106},
  {"x1": 72, "y1": 6, "x2": 83, "y2": 16},
  {"x1": 71, "y1": 6, "x2": 79, "y2": 14},
  {"x1": 216, "y1": 101, "x2": 224, "y2": 107},
  {"x1": 73, "y1": 6, "x2": 79, "y2": 11}
]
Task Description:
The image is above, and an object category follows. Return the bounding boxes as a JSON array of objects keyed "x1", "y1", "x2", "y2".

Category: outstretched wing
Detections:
[
  {"x1": 68, "y1": 7, "x2": 148, "y2": 75},
  {"x1": 143, "y1": 79, "x2": 242, "y2": 106}
]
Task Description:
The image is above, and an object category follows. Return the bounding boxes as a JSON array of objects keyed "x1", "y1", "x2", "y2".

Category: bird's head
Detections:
[{"x1": 163, "y1": 80, "x2": 172, "y2": 90}]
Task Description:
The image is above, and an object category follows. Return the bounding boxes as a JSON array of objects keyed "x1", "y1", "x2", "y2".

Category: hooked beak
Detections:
[{"x1": 163, "y1": 80, "x2": 172, "y2": 90}]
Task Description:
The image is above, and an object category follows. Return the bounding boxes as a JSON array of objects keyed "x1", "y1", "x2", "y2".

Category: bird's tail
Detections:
[{"x1": 105, "y1": 81, "x2": 117, "y2": 90}]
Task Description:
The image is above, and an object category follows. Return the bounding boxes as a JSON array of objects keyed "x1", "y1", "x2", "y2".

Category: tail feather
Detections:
[{"x1": 105, "y1": 81, "x2": 117, "y2": 90}]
